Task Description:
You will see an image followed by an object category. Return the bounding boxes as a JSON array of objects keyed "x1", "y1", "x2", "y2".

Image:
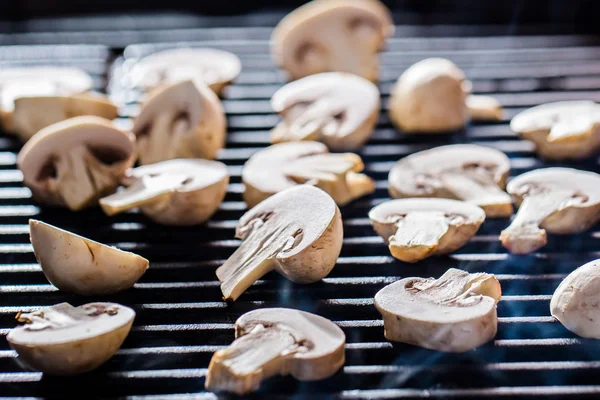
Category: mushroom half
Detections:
[
  {"x1": 7, "y1": 302, "x2": 135, "y2": 375},
  {"x1": 17, "y1": 116, "x2": 136, "y2": 211},
  {"x1": 242, "y1": 141, "x2": 374, "y2": 208},
  {"x1": 500, "y1": 168, "x2": 600, "y2": 254},
  {"x1": 374, "y1": 268, "x2": 502, "y2": 352},
  {"x1": 216, "y1": 185, "x2": 343, "y2": 301},
  {"x1": 100, "y1": 159, "x2": 229, "y2": 226},
  {"x1": 369, "y1": 198, "x2": 485, "y2": 263},
  {"x1": 388, "y1": 144, "x2": 512, "y2": 217},
  {"x1": 205, "y1": 308, "x2": 345, "y2": 395},
  {"x1": 271, "y1": 0, "x2": 394, "y2": 82}
]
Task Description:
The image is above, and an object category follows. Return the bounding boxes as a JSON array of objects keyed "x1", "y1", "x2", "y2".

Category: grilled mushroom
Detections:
[
  {"x1": 388, "y1": 144, "x2": 512, "y2": 217},
  {"x1": 206, "y1": 308, "x2": 345, "y2": 395},
  {"x1": 375, "y1": 268, "x2": 502, "y2": 352},
  {"x1": 17, "y1": 116, "x2": 136, "y2": 211},
  {"x1": 100, "y1": 159, "x2": 229, "y2": 226},
  {"x1": 133, "y1": 79, "x2": 226, "y2": 164},
  {"x1": 500, "y1": 168, "x2": 600, "y2": 254},
  {"x1": 7, "y1": 302, "x2": 134, "y2": 375},
  {"x1": 242, "y1": 141, "x2": 374, "y2": 208},
  {"x1": 270, "y1": 72, "x2": 379, "y2": 151},
  {"x1": 216, "y1": 185, "x2": 343, "y2": 301},
  {"x1": 271, "y1": 0, "x2": 393, "y2": 82},
  {"x1": 466, "y1": 95, "x2": 503, "y2": 121},
  {"x1": 369, "y1": 198, "x2": 485, "y2": 262}
]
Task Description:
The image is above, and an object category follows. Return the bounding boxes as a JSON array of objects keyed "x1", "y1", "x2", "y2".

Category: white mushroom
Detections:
[
  {"x1": 7, "y1": 302, "x2": 135, "y2": 375},
  {"x1": 216, "y1": 185, "x2": 343, "y2": 301},
  {"x1": 374, "y1": 268, "x2": 502, "y2": 352},
  {"x1": 466, "y1": 95, "x2": 503, "y2": 121},
  {"x1": 205, "y1": 308, "x2": 345, "y2": 395}
]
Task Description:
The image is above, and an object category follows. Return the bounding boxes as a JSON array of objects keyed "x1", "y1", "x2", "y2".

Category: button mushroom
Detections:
[
  {"x1": 100, "y1": 159, "x2": 229, "y2": 226},
  {"x1": 500, "y1": 168, "x2": 600, "y2": 254},
  {"x1": 216, "y1": 185, "x2": 343, "y2": 301},
  {"x1": 510, "y1": 101, "x2": 600, "y2": 160},
  {"x1": 271, "y1": 0, "x2": 394, "y2": 82},
  {"x1": 132, "y1": 79, "x2": 226, "y2": 164},
  {"x1": 242, "y1": 141, "x2": 374, "y2": 208},
  {"x1": 7, "y1": 302, "x2": 135, "y2": 375},
  {"x1": 388, "y1": 144, "x2": 513, "y2": 217},
  {"x1": 17, "y1": 116, "x2": 136, "y2": 211},
  {"x1": 369, "y1": 198, "x2": 485, "y2": 263},
  {"x1": 466, "y1": 94, "x2": 503, "y2": 121},
  {"x1": 205, "y1": 307, "x2": 345, "y2": 395},
  {"x1": 270, "y1": 72, "x2": 380, "y2": 151},
  {"x1": 374, "y1": 268, "x2": 502, "y2": 352}
]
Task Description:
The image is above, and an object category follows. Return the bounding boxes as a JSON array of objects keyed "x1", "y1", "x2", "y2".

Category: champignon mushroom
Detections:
[
  {"x1": 242, "y1": 141, "x2": 374, "y2": 208},
  {"x1": 388, "y1": 144, "x2": 512, "y2": 217},
  {"x1": 270, "y1": 72, "x2": 380, "y2": 151},
  {"x1": 17, "y1": 116, "x2": 136, "y2": 211},
  {"x1": 7, "y1": 302, "x2": 135, "y2": 375},
  {"x1": 216, "y1": 185, "x2": 342, "y2": 301},
  {"x1": 100, "y1": 159, "x2": 229, "y2": 226},
  {"x1": 205, "y1": 308, "x2": 345, "y2": 395},
  {"x1": 500, "y1": 168, "x2": 600, "y2": 254},
  {"x1": 271, "y1": 0, "x2": 394, "y2": 82},
  {"x1": 510, "y1": 101, "x2": 600, "y2": 160},
  {"x1": 132, "y1": 79, "x2": 226, "y2": 164},
  {"x1": 369, "y1": 198, "x2": 485, "y2": 263},
  {"x1": 374, "y1": 268, "x2": 502, "y2": 352},
  {"x1": 466, "y1": 95, "x2": 503, "y2": 121}
]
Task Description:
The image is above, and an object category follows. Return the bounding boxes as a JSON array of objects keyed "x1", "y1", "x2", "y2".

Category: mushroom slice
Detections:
[
  {"x1": 17, "y1": 116, "x2": 136, "y2": 211},
  {"x1": 500, "y1": 168, "x2": 600, "y2": 254},
  {"x1": 242, "y1": 141, "x2": 374, "y2": 208},
  {"x1": 510, "y1": 101, "x2": 600, "y2": 160},
  {"x1": 29, "y1": 219, "x2": 148, "y2": 295},
  {"x1": 466, "y1": 95, "x2": 503, "y2": 121},
  {"x1": 216, "y1": 185, "x2": 343, "y2": 301},
  {"x1": 374, "y1": 268, "x2": 502, "y2": 352},
  {"x1": 133, "y1": 79, "x2": 226, "y2": 164},
  {"x1": 7, "y1": 302, "x2": 135, "y2": 375},
  {"x1": 388, "y1": 144, "x2": 512, "y2": 217},
  {"x1": 270, "y1": 72, "x2": 380, "y2": 151},
  {"x1": 369, "y1": 199, "x2": 485, "y2": 263},
  {"x1": 100, "y1": 159, "x2": 229, "y2": 226},
  {"x1": 271, "y1": 0, "x2": 394, "y2": 82},
  {"x1": 205, "y1": 308, "x2": 345, "y2": 395}
]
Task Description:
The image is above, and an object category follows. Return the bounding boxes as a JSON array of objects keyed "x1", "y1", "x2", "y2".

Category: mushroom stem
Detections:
[
  {"x1": 56, "y1": 145, "x2": 101, "y2": 210},
  {"x1": 440, "y1": 172, "x2": 512, "y2": 217},
  {"x1": 388, "y1": 211, "x2": 449, "y2": 263}
]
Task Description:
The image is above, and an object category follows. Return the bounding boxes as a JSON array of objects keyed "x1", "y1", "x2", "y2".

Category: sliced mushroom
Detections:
[
  {"x1": 510, "y1": 101, "x2": 600, "y2": 160},
  {"x1": 17, "y1": 116, "x2": 136, "y2": 211},
  {"x1": 216, "y1": 185, "x2": 342, "y2": 301},
  {"x1": 270, "y1": 72, "x2": 380, "y2": 151},
  {"x1": 500, "y1": 168, "x2": 600, "y2": 254},
  {"x1": 7, "y1": 302, "x2": 134, "y2": 375},
  {"x1": 205, "y1": 308, "x2": 345, "y2": 395},
  {"x1": 242, "y1": 141, "x2": 374, "y2": 208},
  {"x1": 374, "y1": 268, "x2": 502, "y2": 352},
  {"x1": 132, "y1": 79, "x2": 226, "y2": 164},
  {"x1": 388, "y1": 144, "x2": 512, "y2": 217},
  {"x1": 466, "y1": 95, "x2": 503, "y2": 121},
  {"x1": 100, "y1": 159, "x2": 229, "y2": 225},
  {"x1": 369, "y1": 198, "x2": 485, "y2": 263},
  {"x1": 271, "y1": 0, "x2": 394, "y2": 82}
]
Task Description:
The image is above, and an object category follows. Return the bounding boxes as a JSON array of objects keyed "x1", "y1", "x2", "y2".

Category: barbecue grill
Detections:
[{"x1": 1, "y1": 2, "x2": 600, "y2": 398}]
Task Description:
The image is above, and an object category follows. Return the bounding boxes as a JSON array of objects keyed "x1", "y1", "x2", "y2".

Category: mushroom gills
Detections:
[{"x1": 387, "y1": 211, "x2": 451, "y2": 262}]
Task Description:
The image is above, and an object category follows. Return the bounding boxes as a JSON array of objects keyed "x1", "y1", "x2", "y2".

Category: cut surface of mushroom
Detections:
[
  {"x1": 270, "y1": 72, "x2": 380, "y2": 151},
  {"x1": 242, "y1": 141, "x2": 374, "y2": 208},
  {"x1": 374, "y1": 268, "x2": 502, "y2": 352},
  {"x1": 271, "y1": 0, "x2": 394, "y2": 82},
  {"x1": 466, "y1": 95, "x2": 503, "y2": 121},
  {"x1": 216, "y1": 185, "x2": 343, "y2": 301},
  {"x1": 369, "y1": 198, "x2": 485, "y2": 262},
  {"x1": 388, "y1": 144, "x2": 512, "y2": 217},
  {"x1": 7, "y1": 302, "x2": 135, "y2": 375},
  {"x1": 133, "y1": 79, "x2": 226, "y2": 164},
  {"x1": 500, "y1": 168, "x2": 600, "y2": 254},
  {"x1": 17, "y1": 116, "x2": 136, "y2": 211},
  {"x1": 29, "y1": 219, "x2": 148, "y2": 295},
  {"x1": 205, "y1": 308, "x2": 345, "y2": 395},
  {"x1": 100, "y1": 159, "x2": 229, "y2": 225}
]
